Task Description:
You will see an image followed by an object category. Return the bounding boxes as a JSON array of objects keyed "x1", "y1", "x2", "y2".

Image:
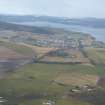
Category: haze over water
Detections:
[
  {"x1": 0, "y1": 0, "x2": 105, "y2": 42},
  {"x1": 16, "y1": 21, "x2": 105, "y2": 42}
]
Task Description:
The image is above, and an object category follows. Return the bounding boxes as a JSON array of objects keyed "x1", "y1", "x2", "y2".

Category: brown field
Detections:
[
  {"x1": 19, "y1": 43, "x2": 89, "y2": 63},
  {"x1": 40, "y1": 56, "x2": 67, "y2": 62},
  {"x1": 31, "y1": 35, "x2": 48, "y2": 40},
  {"x1": 20, "y1": 43, "x2": 57, "y2": 57},
  {"x1": 40, "y1": 56, "x2": 89, "y2": 63},
  {"x1": 40, "y1": 49, "x2": 90, "y2": 63},
  {"x1": 66, "y1": 49, "x2": 84, "y2": 57},
  {"x1": 55, "y1": 72, "x2": 98, "y2": 86},
  {"x1": 0, "y1": 46, "x2": 24, "y2": 59}
]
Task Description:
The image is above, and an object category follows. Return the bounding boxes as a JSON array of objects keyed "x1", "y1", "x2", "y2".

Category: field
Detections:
[
  {"x1": 0, "y1": 39, "x2": 105, "y2": 105},
  {"x1": 0, "y1": 40, "x2": 34, "y2": 57},
  {"x1": 84, "y1": 47, "x2": 105, "y2": 65},
  {"x1": 0, "y1": 29, "x2": 105, "y2": 105},
  {"x1": 20, "y1": 43, "x2": 57, "y2": 57},
  {"x1": 0, "y1": 63, "x2": 104, "y2": 105},
  {"x1": 0, "y1": 40, "x2": 35, "y2": 79},
  {"x1": 0, "y1": 46, "x2": 23, "y2": 59},
  {"x1": 0, "y1": 17, "x2": 105, "y2": 105},
  {"x1": 55, "y1": 72, "x2": 98, "y2": 86}
]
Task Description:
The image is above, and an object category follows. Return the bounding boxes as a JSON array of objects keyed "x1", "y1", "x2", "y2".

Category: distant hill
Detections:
[
  {"x1": 0, "y1": 15, "x2": 105, "y2": 28},
  {"x1": 0, "y1": 21, "x2": 54, "y2": 34}
]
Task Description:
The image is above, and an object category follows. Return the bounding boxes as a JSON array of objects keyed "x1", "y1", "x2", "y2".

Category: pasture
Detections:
[
  {"x1": 0, "y1": 63, "x2": 104, "y2": 105},
  {"x1": 84, "y1": 47, "x2": 105, "y2": 65}
]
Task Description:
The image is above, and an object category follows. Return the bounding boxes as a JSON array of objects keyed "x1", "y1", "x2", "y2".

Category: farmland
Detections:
[
  {"x1": 0, "y1": 63, "x2": 104, "y2": 105},
  {"x1": 0, "y1": 41, "x2": 105, "y2": 105},
  {"x1": 0, "y1": 21, "x2": 105, "y2": 105},
  {"x1": 84, "y1": 47, "x2": 105, "y2": 65},
  {"x1": 0, "y1": 40, "x2": 34, "y2": 79}
]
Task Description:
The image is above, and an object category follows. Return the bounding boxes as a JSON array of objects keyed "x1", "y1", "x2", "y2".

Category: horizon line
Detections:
[{"x1": 0, "y1": 13, "x2": 105, "y2": 19}]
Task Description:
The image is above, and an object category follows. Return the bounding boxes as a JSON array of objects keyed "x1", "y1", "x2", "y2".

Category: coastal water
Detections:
[{"x1": 15, "y1": 21, "x2": 105, "y2": 42}]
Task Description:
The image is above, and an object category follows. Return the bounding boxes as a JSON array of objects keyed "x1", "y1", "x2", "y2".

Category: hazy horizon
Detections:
[{"x1": 0, "y1": 0, "x2": 105, "y2": 18}]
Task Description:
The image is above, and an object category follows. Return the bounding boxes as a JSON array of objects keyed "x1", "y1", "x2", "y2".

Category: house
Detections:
[
  {"x1": 70, "y1": 85, "x2": 95, "y2": 94},
  {"x1": 0, "y1": 97, "x2": 6, "y2": 103},
  {"x1": 71, "y1": 89, "x2": 81, "y2": 93},
  {"x1": 42, "y1": 100, "x2": 55, "y2": 105}
]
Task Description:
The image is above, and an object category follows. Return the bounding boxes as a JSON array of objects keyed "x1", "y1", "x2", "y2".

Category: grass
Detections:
[
  {"x1": 55, "y1": 72, "x2": 98, "y2": 86},
  {"x1": 19, "y1": 99, "x2": 43, "y2": 105},
  {"x1": 84, "y1": 47, "x2": 105, "y2": 65},
  {"x1": 56, "y1": 99, "x2": 92, "y2": 105},
  {"x1": 20, "y1": 43, "x2": 56, "y2": 57},
  {"x1": 8, "y1": 63, "x2": 105, "y2": 79},
  {"x1": 0, "y1": 79, "x2": 49, "y2": 96},
  {"x1": 0, "y1": 40, "x2": 34, "y2": 56},
  {"x1": 0, "y1": 63, "x2": 105, "y2": 105},
  {"x1": 17, "y1": 98, "x2": 92, "y2": 105},
  {"x1": 0, "y1": 63, "x2": 104, "y2": 95}
]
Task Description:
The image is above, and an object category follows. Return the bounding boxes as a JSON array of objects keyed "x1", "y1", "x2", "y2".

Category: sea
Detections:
[{"x1": 14, "y1": 21, "x2": 105, "y2": 42}]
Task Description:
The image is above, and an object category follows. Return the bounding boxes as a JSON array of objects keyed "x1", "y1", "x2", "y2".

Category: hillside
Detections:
[
  {"x1": 0, "y1": 15, "x2": 105, "y2": 28},
  {"x1": 0, "y1": 21, "x2": 54, "y2": 34}
]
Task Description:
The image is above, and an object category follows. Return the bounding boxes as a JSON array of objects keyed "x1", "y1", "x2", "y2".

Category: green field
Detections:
[
  {"x1": 0, "y1": 40, "x2": 34, "y2": 56},
  {"x1": 84, "y1": 47, "x2": 105, "y2": 65},
  {"x1": 0, "y1": 17, "x2": 105, "y2": 105},
  {"x1": 0, "y1": 63, "x2": 105, "y2": 105},
  {"x1": 0, "y1": 39, "x2": 105, "y2": 105}
]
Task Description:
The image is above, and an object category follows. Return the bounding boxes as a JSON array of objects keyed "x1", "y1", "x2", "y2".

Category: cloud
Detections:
[{"x1": 0, "y1": 0, "x2": 105, "y2": 18}]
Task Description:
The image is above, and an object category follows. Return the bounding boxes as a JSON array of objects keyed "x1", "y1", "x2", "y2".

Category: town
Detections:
[{"x1": 25, "y1": 33, "x2": 94, "y2": 49}]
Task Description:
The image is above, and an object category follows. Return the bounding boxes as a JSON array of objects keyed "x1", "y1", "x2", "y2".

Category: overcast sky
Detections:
[{"x1": 0, "y1": 0, "x2": 105, "y2": 18}]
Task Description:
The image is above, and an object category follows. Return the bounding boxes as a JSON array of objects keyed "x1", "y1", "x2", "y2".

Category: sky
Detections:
[{"x1": 0, "y1": 0, "x2": 105, "y2": 18}]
